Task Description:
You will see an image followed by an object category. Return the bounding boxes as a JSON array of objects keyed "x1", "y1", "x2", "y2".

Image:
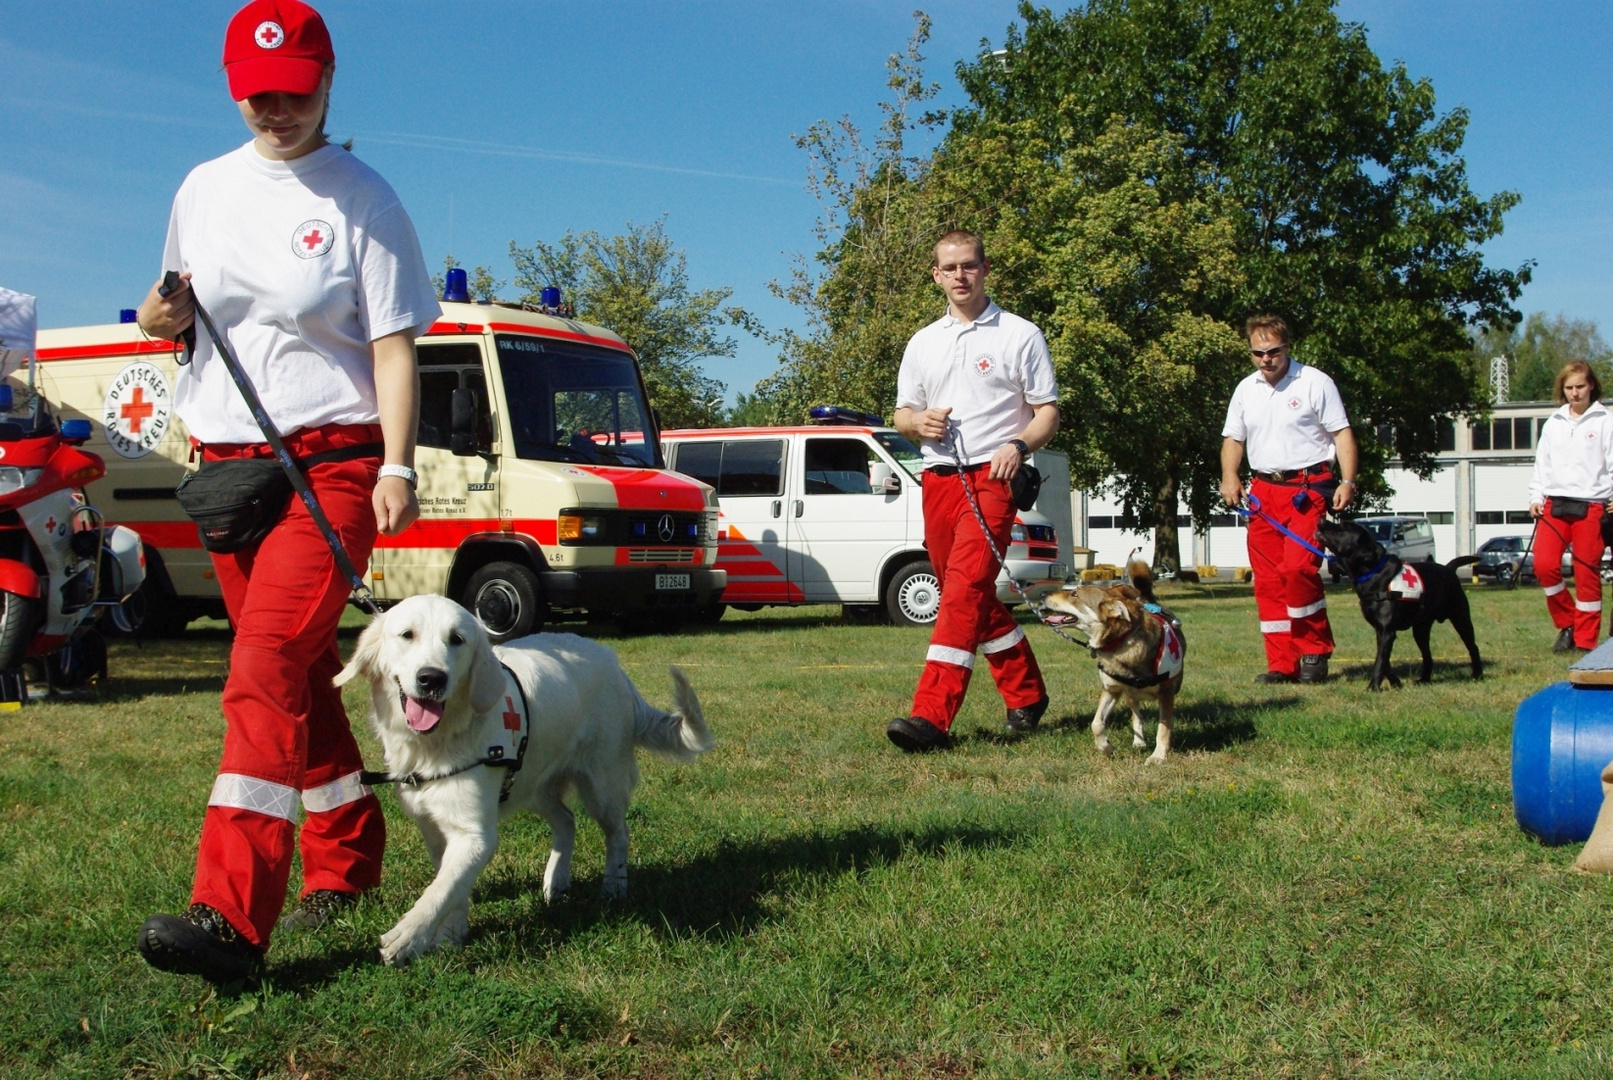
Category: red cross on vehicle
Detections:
[
  {"x1": 121, "y1": 386, "x2": 154, "y2": 434},
  {"x1": 301, "y1": 228, "x2": 324, "y2": 251},
  {"x1": 502, "y1": 696, "x2": 521, "y2": 731},
  {"x1": 45, "y1": 517, "x2": 55, "y2": 532}
]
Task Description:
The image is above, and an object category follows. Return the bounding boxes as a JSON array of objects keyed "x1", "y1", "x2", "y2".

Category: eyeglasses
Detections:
[
  {"x1": 936, "y1": 262, "x2": 983, "y2": 278},
  {"x1": 1250, "y1": 345, "x2": 1287, "y2": 359}
]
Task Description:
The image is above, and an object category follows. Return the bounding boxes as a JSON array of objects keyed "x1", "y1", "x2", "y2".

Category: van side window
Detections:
[
  {"x1": 804, "y1": 438, "x2": 875, "y2": 495},
  {"x1": 719, "y1": 440, "x2": 785, "y2": 497},
  {"x1": 416, "y1": 342, "x2": 492, "y2": 452},
  {"x1": 674, "y1": 442, "x2": 721, "y2": 489}
]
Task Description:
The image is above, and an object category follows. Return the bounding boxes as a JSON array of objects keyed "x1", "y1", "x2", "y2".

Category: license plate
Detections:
[
  {"x1": 1049, "y1": 564, "x2": 1067, "y2": 580},
  {"x1": 655, "y1": 573, "x2": 690, "y2": 591}
]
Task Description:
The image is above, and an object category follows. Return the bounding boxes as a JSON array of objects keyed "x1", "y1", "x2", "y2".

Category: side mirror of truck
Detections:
[
  {"x1": 449, "y1": 388, "x2": 482, "y2": 457},
  {"x1": 869, "y1": 461, "x2": 901, "y2": 494}
]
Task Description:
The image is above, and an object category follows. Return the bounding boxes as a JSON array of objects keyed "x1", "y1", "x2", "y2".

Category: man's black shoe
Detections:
[
  {"x1": 280, "y1": 888, "x2": 358, "y2": 931},
  {"x1": 1554, "y1": 627, "x2": 1576, "y2": 654},
  {"x1": 1005, "y1": 695, "x2": 1050, "y2": 734},
  {"x1": 1255, "y1": 670, "x2": 1297, "y2": 684},
  {"x1": 137, "y1": 904, "x2": 263, "y2": 984},
  {"x1": 1298, "y1": 654, "x2": 1330, "y2": 684},
  {"x1": 886, "y1": 715, "x2": 951, "y2": 753}
]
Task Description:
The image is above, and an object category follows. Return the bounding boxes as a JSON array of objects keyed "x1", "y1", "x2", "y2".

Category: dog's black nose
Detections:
[{"x1": 415, "y1": 667, "x2": 448, "y2": 697}]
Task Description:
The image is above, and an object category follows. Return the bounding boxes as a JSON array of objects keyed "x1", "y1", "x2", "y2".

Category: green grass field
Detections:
[{"x1": 4, "y1": 582, "x2": 1613, "y2": 1079}]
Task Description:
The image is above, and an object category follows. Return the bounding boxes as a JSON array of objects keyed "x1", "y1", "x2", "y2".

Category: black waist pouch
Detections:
[
  {"x1": 1010, "y1": 463, "x2": 1042, "y2": 512},
  {"x1": 175, "y1": 443, "x2": 383, "y2": 554},
  {"x1": 175, "y1": 458, "x2": 292, "y2": 554},
  {"x1": 1552, "y1": 496, "x2": 1592, "y2": 522}
]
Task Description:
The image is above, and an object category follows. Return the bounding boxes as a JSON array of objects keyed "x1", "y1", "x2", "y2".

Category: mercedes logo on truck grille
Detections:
[{"x1": 657, "y1": 514, "x2": 675, "y2": 542}]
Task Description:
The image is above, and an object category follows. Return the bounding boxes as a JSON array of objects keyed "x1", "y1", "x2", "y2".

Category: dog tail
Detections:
[
  {"x1": 1127, "y1": 559, "x2": 1158, "y2": 603},
  {"x1": 1445, "y1": 555, "x2": 1480, "y2": 572},
  {"x1": 633, "y1": 665, "x2": 714, "y2": 762}
]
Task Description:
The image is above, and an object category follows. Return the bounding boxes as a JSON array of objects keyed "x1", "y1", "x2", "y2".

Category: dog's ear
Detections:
[
  {"x1": 467, "y1": 628, "x2": 506, "y2": 714},
  {"x1": 1099, "y1": 599, "x2": 1130, "y2": 622},
  {"x1": 335, "y1": 610, "x2": 386, "y2": 687}
]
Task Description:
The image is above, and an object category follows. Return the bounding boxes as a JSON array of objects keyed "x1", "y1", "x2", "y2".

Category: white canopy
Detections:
[{"x1": 0, "y1": 288, "x2": 36, "y2": 384}]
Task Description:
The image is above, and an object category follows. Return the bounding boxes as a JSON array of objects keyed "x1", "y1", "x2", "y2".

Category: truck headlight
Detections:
[{"x1": 558, "y1": 513, "x2": 605, "y2": 542}]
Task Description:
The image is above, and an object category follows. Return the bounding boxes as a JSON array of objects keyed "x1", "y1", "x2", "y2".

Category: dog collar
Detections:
[
  {"x1": 360, "y1": 662, "x2": 529, "y2": 801},
  {"x1": 1354, "y1": 556, "x2": 1390, "y2": 585}
]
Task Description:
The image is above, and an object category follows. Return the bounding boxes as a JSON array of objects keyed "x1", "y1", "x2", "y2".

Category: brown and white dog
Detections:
[{"x1": 1043, "y1": 560, "x2": 1185, "y2": 764}]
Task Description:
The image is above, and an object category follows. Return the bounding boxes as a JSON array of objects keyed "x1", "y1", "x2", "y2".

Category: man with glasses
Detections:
[
  {"x1": 886, "y1": 230, "x2": 1060, "y2": 752},
  {"x1": 1220, "y1": 314, "x2": 1357, "y2": 683}
]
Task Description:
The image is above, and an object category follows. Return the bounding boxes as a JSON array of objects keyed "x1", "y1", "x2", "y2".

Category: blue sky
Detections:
[{"x1": 2, "y1": 1, "x2": 1608, "y2": 403}]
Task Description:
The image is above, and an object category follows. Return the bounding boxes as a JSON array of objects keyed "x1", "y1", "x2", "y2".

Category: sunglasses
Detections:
[{"x1": 1250, "y1": 345, "x2": 1286, "y2": 359}]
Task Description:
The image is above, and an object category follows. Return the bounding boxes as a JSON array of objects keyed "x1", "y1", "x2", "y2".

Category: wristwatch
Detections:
[
  {"x1": 1009, "y1": 438, "x2": 1030, "y2": 458},
  {"x1": 378, "y1": 464, "x2": 418, "y2": 489}
]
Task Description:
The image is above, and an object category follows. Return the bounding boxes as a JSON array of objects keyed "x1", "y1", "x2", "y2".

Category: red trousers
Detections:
[
  {"x1": 1247, "y1": 476, "x2": 1334, "y2": 676},
  {"x1": 190, "y1": 423, "x2": 386, "y2": 950},
  {"x1": 911, "y1": 469, "x2": 1045, "y2": 730},
  {"x1": 1534, "y1": 499, "x2": 1606, "y2": 649}
]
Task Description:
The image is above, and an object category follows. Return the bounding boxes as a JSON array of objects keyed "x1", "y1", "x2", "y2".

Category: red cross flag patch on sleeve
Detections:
[
  {"x1": 292, "y1": 219, "x2": 334, "y2": 259},
  {"x1": 102, "y1": 362, "x2": 173, "y2": 459}
]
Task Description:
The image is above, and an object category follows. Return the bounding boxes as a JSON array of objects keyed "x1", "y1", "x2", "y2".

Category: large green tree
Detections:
[
  {"x1": 509, "y1": 219, "x2": 748, "y2": 429},
  {"x1": 951, "y1": 0, "x2": 1529, "y2": 568}
]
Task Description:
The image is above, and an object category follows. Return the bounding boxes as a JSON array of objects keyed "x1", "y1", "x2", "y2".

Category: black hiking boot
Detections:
[{"x1": 137, "y1": 904, "x2": 263, "y2": 985}]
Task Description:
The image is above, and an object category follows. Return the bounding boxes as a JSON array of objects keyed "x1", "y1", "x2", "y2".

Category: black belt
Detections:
[
  {"x1": 1254, "y1": 463, "x2": 1334, "y2": 484},
  {"x1": 929, "y1": 462, "x2": 989, "y2": 477}
]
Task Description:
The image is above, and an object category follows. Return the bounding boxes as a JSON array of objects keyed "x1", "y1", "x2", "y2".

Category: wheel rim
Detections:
[
  {"x1": 898, "y1": 572, "x2": 941, "y2": 623},
  {"x1": 110, "y1": 590, "x2": 148, "y2": 634},
  {"x1": 473, "y1": 580, "x2": 524, "y2": 636}
]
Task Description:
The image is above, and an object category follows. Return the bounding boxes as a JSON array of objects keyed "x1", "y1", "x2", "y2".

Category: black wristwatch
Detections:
[{"x1": 1009, "y1": 438, "x2": 1030, "y2": 458}]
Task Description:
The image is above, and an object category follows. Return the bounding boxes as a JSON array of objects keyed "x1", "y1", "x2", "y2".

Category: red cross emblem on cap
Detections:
[{"x1": 255, "y1": 20, "x2": 284, "y2": 49}]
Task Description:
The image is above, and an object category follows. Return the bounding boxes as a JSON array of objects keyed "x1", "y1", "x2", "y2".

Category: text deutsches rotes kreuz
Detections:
[{"x1": 102, "y1": 362, "x2": 173, "y2": 459}]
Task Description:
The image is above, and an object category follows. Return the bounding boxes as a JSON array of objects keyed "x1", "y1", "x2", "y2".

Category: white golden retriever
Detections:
[{"x1": 335, "y1": 594, "x2": 713, "y2": 965}]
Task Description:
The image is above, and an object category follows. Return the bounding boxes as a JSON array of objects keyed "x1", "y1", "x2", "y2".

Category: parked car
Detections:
[
  {"x1": 1329, "y1": 515, "x2": 1436, "y2": 581},
  {"x1": 1475, "y1": 533, "x2": 1612, "y2": 585}
]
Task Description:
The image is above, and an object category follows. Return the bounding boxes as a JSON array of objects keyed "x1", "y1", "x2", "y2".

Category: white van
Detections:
[{"x1": 661, "y1": 414, "x2": 1068, "y2": 625}]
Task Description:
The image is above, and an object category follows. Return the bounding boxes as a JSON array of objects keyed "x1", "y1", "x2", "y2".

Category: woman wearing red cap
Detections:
[{"x1": 134, "y1": 0, "x2": 438, "y2": 983}]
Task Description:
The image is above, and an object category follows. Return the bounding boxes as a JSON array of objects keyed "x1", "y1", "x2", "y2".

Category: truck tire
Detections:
[
  {"x1": 462, "y1": 561, "x2": 542, "y2": 643},
  {"x1": 886, "y1": 560, "x2": 940, "y2": 627},
  {"x1": 0, "y1": 589, "x2": 36, "y2": 671}
]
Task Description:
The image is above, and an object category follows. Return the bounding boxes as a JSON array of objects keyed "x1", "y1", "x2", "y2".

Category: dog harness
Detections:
[
  {"x1": 359, "y1": 663, "x2": 530, "y2": 803},
  {"x1": 1092, "y1": 610, "x2": 1184, "y2": 689},
  {"x1": 1387, "y1": 563, "x2": 1425, "y2": 601}
]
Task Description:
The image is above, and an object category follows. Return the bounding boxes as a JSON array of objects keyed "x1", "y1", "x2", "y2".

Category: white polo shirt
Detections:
[
  {"x1": 162, "y1": 141, "x2": 441, "y2": 444},
  {"x1": 895, "y1": 302, "x2": 1059, "y2": 467},
  {"x1": 1529, "y1": 401, "x2": 1613, "y2": 505},
  {"x1": 1222, "y1": 360, "x2": 1350, "y2": 473}
]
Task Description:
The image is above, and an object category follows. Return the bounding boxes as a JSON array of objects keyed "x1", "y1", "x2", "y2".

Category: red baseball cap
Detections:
[{"x1": 222, "y1": 0, "x2": 334, "y2": 100}]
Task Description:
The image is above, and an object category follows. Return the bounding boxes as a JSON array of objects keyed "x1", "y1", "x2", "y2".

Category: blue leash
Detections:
[{"x1": 1231, "y1": 494, "x2": 1385, "y2": 584}]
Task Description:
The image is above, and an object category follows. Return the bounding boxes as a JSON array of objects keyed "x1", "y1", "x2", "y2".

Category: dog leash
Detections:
[
  {"x1": 360, "y1": 662, "x2": 530, "y2": 803},
  {"x1": 159, "y1": 271, "x2": 382, "y2": 617},
  {"x1": 941, "y1": 422, "x2": 1090, "y2": 648}
]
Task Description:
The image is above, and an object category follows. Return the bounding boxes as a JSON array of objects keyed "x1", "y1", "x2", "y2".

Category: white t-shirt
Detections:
[
  {"x1": 1529, "y1": 401, "x2": 1613, "y2": 505},
  {"x1": 1221, "y1": 360, "x2": 1350, "y2": 473},
  {"x1": 162, "y1": 141, "x2": 440, "y2": 444},
  {"x1": 895, "y1": 302, "x2": 1059, "y2": 467}
]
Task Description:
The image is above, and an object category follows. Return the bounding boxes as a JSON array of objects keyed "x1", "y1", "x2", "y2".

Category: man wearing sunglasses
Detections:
[{"x1": 1220, "y1": 315, "x2": 1357, "y2": 684}]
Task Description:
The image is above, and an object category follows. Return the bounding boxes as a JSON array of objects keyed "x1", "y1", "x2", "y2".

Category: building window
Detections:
[
  {"x1": 1469, "y1": 417, "x2": 1535, "y2": 452},
  {"x1": 1512, "y1": 418, "x2": 1534, "y2": 450},
  {"x1": 1470, "y1": 422, "x2": 1490, "y2": 451},
  {"x1": 1177, "y1": 515, "x2": 1192, "y2": 527},
  {"x1": 1506, "y1": 510, "x2": 1533, "y2": 524},
  {"x1": 1088, "y1": 516, "x2": 1113, "y2": 529},
  {"x1": 1209, "y1": 514, "x2": 1236, "y2": 528},
  {"x1": 1476, "y1": 511, "x2": 1504, "y2": 524},
  {"x1": 1426, "y1": 512, "x2": 1454, "y2": 525},
  {"x1": 1437, "y1": 420, "x2": 1455, "y2": 452}
]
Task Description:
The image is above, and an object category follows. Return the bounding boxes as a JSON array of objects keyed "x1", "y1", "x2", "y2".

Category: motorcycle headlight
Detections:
[{"x1": 0, "y1": 467, "x2": 43, "y2": 497}]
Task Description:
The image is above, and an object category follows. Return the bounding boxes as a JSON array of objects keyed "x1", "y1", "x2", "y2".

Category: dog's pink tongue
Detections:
[{"x1": 405, "y1": 696, "x2": 445, "y2": 733}]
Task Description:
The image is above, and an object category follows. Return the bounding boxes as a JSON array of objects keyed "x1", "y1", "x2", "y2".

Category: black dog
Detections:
[{"x1": 1315, "y1": 519, "x2": 1483, "y2": 691}]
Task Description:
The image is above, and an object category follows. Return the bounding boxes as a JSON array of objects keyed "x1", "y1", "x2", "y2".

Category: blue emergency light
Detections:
[
  {"x1": 443, "y1": 268, "x2": 470, "y2": 303},
  {"x1": 809, "y1": 405, "x2": 884, "y2": 427},
  {"x1": 0, "y1": 386, "x2": 13, "y2": 411},
  {"x1": 61, "y1": 419, "x2": 93, "y2": 442},
  {"x1": 119, "y1": 309, "x2": 138, "y2": 324}
]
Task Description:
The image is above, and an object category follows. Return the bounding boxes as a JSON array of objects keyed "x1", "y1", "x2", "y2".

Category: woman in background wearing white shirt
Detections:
[
  {"x1": 132, "y1": 0, "x2": 437, "y2": 984},
  {"x1": 1529, "y1": 361, "x2": 1613, "y2": 654}
]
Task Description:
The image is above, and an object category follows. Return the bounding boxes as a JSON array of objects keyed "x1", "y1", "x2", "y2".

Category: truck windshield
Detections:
[
  {"x1": 496, "y1": 335, "x2": 659, "y2": 467},
  {"x1": 872, "y1": 431, "x2": 925, "y2": 478}
]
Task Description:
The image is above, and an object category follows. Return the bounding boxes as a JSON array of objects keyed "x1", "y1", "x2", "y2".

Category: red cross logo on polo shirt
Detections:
[
  {"x1": 301, "y1": 228, "x2": 323, "y2": 251},
  {"x1": 1287, "y1": 397, "x2": 1301, "y2": 409},
  {"x1": 121, "y1": 386, "x2": 154, "y2": 434},
  {"x1": 255, "y1": 21, "x2": 284, "y2": 49},
  {"x1": 502, "y1": 696, "x2": 521, "y2": 732},
  {"x1": 292, "y1": 219, "x2": 334, "y2": 259}
]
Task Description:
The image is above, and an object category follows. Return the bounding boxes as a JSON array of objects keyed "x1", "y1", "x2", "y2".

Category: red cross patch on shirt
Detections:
[{"x1": 291, "y1": 219, "x2": 334, "y2": 259}]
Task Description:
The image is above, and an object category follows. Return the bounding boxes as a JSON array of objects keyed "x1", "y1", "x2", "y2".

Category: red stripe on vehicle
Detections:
[
  {"x1": 373, "y1": 518, "x2": 559, "y2": 549},
  {"x1": 35, "y1": 339, "x2": 184, "y2": 362},
  {"x1": 573, "y1": 466, "x2": 707, "y2": 510},
  {"x1": 119, "y1": 521, "x2": 204, "y2": 549},
  {"x1": 424, "y1": 321, "x2": 634, "y2": 355}
]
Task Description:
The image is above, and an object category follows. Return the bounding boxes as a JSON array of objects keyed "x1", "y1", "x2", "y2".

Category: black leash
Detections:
[{"x1": 160, "y1": 271, "x2": 381, "y2": 616}]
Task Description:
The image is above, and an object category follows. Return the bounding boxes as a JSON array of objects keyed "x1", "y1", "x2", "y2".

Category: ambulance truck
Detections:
[
  {"x1": 661, "y1": 410, "x2": 1069, "y2": 626},
  {"x1": 32, "y1": 302, "x2": 724, "y2": 639}
]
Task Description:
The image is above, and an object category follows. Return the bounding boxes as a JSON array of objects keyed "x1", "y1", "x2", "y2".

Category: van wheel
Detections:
[
  {"x1": 0, "y1": 589, "x2": 37, "y2": 670},
  {"x1": 462, "y1": 561, "x2": 542, "y2": 643},
  {"x1": 886, "y1": 560, "x2": 940, "y2": 626}
]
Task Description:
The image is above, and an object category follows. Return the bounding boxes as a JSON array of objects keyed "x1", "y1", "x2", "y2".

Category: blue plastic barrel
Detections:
[{"x1": 1512, "y1": 681, "x2": 1613, "y2": 844}]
